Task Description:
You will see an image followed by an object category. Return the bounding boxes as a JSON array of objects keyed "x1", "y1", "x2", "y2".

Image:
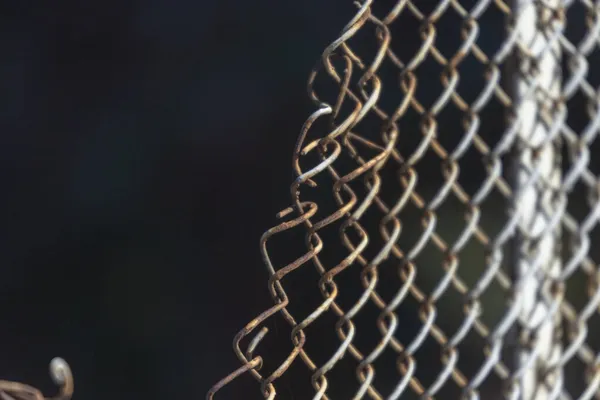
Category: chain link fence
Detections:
[{"x1": 208, "y1": 0, "x2": 600, "y2": 399}]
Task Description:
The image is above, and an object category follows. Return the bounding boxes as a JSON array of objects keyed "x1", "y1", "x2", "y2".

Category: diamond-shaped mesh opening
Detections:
[{"x1": 208, "y1": 1, "x2": 600, "y2": 399}]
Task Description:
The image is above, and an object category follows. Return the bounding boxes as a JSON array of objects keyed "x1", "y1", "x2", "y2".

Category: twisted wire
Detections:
[
  {"x1": 0, "y1": 358, "x2": 74, "y2": 400},
  {"x1": 208, "y1": 0, "x2": 600, "y2": 398}
]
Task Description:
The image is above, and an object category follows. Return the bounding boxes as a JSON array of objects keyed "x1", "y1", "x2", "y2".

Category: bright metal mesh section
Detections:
[{"x1": 208, "y1": 1, "x2": 600, "y2": 399}]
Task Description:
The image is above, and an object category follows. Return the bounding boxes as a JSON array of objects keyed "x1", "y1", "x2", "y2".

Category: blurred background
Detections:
[
  {"x1": 0, "y1": 1, "x2": 598, "y2": 399},
  {"x1": 0, "y1": 1, "x2": 357, "y2": 399}
]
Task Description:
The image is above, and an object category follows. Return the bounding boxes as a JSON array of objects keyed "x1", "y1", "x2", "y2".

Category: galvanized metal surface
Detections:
[{"x1": 208, "y1": 0, "x2": 600, "y2": 398}]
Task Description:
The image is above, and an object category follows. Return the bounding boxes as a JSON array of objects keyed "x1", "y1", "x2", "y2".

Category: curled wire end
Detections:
[
  {"x1": 208, "y1": 326, "x2": 271, "y2": 400},
  {"x1": 246, "y1": 327, "x2": 269, "y2": 360},
  {"x1": 276, "y1": 207, "x2": 294, "y2": 219},
  {"x1": 206, "y1": 357, "x2": 263, "y2": 400},
  {"x1": 47, "y1": 358, "x2": 73, "y2": 400},
  {"x1": 0, "y1": 358, "x2": 73, "y2": 400}
]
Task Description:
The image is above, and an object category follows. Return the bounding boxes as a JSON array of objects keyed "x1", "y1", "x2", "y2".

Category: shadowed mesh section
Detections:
[{"x1": 208, "y1": 1, "x2": 600, "y2": 399}]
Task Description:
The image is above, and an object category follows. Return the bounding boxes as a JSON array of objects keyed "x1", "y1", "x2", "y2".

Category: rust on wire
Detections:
[
  {"x1": 0, "y1": 358, "x2": 73, "y2": 400},
  {"x1": 208, "y1": 0, "x2": 600, "y2": 399}
]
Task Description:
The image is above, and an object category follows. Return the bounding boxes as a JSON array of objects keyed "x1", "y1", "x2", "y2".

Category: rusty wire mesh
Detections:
[{"x1": 208, "y1": 0, "x2": 600, "y2": 399}]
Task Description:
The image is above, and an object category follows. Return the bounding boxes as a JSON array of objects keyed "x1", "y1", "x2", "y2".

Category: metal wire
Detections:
[
  {"x1": 0, "y1": 358, "x2": 74, "y2": 400},
  {"x1": 208, "y1": 0, "x2": 600, "y2": 398}
]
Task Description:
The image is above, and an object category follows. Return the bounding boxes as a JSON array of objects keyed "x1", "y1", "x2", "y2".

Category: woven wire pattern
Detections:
[{"x1": 208, "y1": 0, "x2": 600, "y2": 399}]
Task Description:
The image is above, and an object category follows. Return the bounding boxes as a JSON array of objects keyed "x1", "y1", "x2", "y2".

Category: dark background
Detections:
[
  {"x1": 0, "y1": 1, "x2": 597, "y2": 399},
  {"x1": 0, "y1": 1, "x2": 356, "y2": 399}
]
